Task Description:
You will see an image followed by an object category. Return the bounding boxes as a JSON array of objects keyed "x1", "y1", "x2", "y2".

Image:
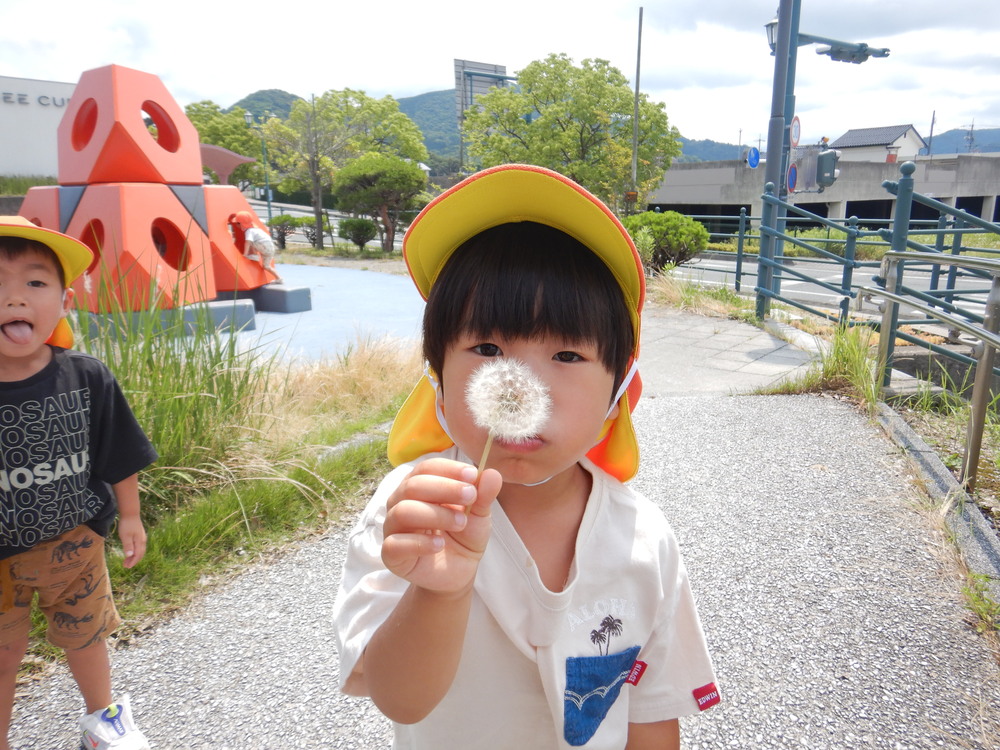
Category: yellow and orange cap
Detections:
[{"x1": 388, "y1": 164, "x2": 646, "y2": 482}]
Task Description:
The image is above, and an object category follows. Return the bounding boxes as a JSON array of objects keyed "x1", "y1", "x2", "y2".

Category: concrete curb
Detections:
[
  {"x1": 875, "y1": 403, "x2": 1000, "y2": 603},
  {"x1": 769, "y1": 313, "x2": 1000, "y2": 603}
]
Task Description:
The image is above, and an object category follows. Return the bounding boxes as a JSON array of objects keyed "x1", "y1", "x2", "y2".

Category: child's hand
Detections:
[
  {"x1": 381, "y1": 459, "x2": 502, "y2": 595},
  {"x1": 117, "y1": 515, "x2": 147, "y2": 568}
]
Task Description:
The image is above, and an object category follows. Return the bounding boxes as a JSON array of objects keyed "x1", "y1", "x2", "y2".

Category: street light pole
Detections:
[
  {"x1": 243, "y1": 111, "x2": 273, "y2": 230},
  {"x1": 756, "y1": 0, "x2": 889, "y2": 318},
  {"x1": 756, "y1": 0, "x2": 794, "y2": 318}
]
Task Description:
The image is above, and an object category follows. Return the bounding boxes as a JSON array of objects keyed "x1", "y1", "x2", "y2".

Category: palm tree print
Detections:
[{"x1": 589, "y1": 615, "x2": 624, "y2": 656}]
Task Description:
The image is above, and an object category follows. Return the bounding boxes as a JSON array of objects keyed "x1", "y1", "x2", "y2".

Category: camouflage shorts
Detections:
[{"x1": 0, "y1": 525, "x2": 120, "y2": 650}]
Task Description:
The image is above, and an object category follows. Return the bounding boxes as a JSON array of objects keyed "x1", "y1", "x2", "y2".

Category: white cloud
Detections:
[{"x1": 1, "y1": 0, "x2": 996, "y2": 147}]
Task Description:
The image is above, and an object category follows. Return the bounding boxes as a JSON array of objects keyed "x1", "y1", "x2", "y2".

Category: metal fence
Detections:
[{"x1": 701, "y1": 161, "x2": 1000, "y2": 491}]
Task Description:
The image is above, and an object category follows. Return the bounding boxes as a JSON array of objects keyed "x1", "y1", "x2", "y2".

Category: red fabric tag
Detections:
[
  {"x1": 625, "y1": 660, "x2": 647, "y2": 686},
  {"x1": 692, "y1": 682, "x2": 721, "y2": 711}
]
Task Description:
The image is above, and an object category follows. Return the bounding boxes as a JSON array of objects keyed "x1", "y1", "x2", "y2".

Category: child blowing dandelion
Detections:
[{"x1": 333, "y1": 165, "x2": 718, "y2": 749}]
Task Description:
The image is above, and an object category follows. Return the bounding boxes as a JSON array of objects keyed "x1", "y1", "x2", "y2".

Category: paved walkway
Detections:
[{"x1": 8, "y1": 280, "x2": 1000, "y2": 749}]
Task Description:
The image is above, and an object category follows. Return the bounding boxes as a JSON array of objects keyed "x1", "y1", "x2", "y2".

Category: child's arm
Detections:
[
  {"x1": 112, "y1": 473, "x2": 147, "y2": 569},
  {"x1": 363, "y1": 458, "x2": 502, "y2": 723},
  {"x1": 626, "y1": 719, "x2": 680, "y2": 750}
]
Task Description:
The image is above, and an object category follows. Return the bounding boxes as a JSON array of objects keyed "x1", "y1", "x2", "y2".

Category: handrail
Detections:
[
  {"x1": 870, "y1": 164, "x2": 1000, "y2": 492},
  {"x1": 865, "y1": 271, "x2": 1000, "y2": 494}
]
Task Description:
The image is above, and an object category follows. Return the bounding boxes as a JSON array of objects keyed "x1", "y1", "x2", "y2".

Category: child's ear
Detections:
[{"x1": 61, "y1": 288, "x2": 74, "y2": 317}]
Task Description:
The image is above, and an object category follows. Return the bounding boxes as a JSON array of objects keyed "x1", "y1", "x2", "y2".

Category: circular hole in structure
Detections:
[
  {"x1": 140, "y1": 100, "x2": 180, "y2": 153},
  {"x1": 79, "y1": 220, "x2": 105, "y2": 274},
  {"x1": 72, "y1": 98, "x2": 99, "y2": 151},
  {"x1": 150, "y1": 218, "x2": 189, "y2": 271}
]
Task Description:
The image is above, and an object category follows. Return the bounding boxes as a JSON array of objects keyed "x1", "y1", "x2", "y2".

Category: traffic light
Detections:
[{"x1": 815, "y1": 148, "x2": 841, "y2": 189}]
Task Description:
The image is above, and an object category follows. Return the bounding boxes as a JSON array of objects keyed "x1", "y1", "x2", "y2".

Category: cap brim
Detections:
[
  {"x1": 403, "y1": 164, "x2": 644, "y2": 342},
  {"x1": 0, "y1": 217, "x2": 93, "y2": 284}
]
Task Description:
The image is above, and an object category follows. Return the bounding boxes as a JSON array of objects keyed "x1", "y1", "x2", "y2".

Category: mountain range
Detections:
[{"x1": 234, "y1": 88, "x2": 1000, "y2": 164}]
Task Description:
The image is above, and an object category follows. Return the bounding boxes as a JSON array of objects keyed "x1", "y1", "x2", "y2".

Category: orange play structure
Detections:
[{"x1": 18, "y1": 64, "x2": 277, "y2": 313}]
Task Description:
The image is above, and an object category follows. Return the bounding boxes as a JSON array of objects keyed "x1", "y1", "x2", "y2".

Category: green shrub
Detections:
[
  {"x1": 0, "y1": 175, "x2": 56, "y2": 194},
  {"x1": 296, "y1": 215, "x2": 330, "y2": 247},
  {"x1": 623, "y1": 211, "x2": 709, "y2": 271},
  {"x1": 268, "y1": 214, "x2": 298, "y2": 249},
  {"x1": 338, "y1": 217, "x2": 379, "y2": 251}
]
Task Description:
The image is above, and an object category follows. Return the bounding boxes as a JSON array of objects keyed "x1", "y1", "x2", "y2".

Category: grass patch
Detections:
[
  {"x1": 107, "y1": 439, "x2": 392, "y2": 639},
  {"x1": 648, "y1": 270, "x2": 757, "y2": 322},
  {"x1": 751, "y1": 323, "x2": 881, "y2": 411}
]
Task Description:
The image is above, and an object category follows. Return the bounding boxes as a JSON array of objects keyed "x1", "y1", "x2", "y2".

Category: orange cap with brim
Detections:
[
  {"x1": 0, "y1": 217, "x2": 93, "y2": 349},
  {"x1": 388, "y1": 164, "x2": 645, "y2": 482}
]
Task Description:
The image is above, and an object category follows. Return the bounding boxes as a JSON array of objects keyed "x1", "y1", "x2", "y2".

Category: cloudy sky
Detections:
[{"x1": 3, "y1": 0, "x2": 998, "y2": 148}]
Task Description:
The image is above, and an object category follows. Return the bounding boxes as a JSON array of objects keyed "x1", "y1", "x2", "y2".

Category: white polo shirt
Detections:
[{"x1": 333, "y1": 450, "x2": 718, "y2": 749}]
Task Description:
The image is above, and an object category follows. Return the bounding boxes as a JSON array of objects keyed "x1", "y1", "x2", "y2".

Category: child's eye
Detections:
[
  {"x1": 27, "y1": 280, "x2": 47, "y2": 288},
  {"x1": 472, "y1": 343, "x2": 502, "y2": 357},
  {"x1": 554, "y1": 351, "x2": 584, "y2": 363}
]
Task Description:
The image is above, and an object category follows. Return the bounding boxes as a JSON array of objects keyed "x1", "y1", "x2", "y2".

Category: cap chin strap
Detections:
[
  {"x1": 427, "y1": 365, "x2": 455, "y2": 444},
  {"x1": 428, "y1": 357, "x2": 639, "y2": 487},
  {"x1": 609, "y1": 359, "x2": 639, "y2": 419}
]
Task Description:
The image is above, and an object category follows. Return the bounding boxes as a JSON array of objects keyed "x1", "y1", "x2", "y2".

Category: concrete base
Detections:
[
  {"x1": 226, "y1": 284, "x2": 313, "y2": 314},
  {"x1": 83, "y1": 299, "x2": 256, "y2": 339}
]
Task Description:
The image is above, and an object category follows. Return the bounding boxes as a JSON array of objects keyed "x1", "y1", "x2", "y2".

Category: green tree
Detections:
[
  {"x1": 332, "y1": 153, "x2": 428, "y2": 252},
  {"x1": 461, "y1": 53, "x2": 680, "y2": 211},
  {"x1": 185, "y1": 102, "x2": 261, "y2": 187},
  {"x1": 265, "y1": 90, "x2": 428, "y2": 249},
  {"x1": 622, "y1": 211, "x2": 709, "y2": 270}
]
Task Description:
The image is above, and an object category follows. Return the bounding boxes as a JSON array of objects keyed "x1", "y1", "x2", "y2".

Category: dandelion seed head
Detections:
[{"x1": 466, "y1": 358, "x2": 551, "y2": 441}]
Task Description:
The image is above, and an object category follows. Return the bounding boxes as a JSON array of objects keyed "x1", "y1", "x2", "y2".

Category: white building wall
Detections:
[
  {"x1": 837, "y1": 131, "x2": 926, "y2": 163},
  {"x1": 0, "y1": 76, "x2": 76, "y2": 177}
]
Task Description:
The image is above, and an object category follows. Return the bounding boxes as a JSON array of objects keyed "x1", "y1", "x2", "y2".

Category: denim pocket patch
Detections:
[{"x1": 563, "y1": 644, "x2": 641, "y2": 746}]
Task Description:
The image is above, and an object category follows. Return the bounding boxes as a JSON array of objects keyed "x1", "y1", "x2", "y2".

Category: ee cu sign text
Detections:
[{"x1": 2, "y1": 92, "x2": 69, "y2": 107}]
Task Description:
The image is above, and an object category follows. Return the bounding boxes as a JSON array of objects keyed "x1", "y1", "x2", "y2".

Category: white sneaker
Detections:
[{"x1": 79, "y1": 695, "x2": 150, "y2": 750}]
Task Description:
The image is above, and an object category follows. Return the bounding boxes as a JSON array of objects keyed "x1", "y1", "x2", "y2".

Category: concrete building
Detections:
[
  {"x1": 648, "y1": 152, "x2": 1000, "y2": 230},
  {"x1": 0, "y1": 75, "x2": 76, "y2": 177}
]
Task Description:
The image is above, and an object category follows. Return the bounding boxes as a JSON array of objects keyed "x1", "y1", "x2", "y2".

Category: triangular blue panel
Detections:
[
  {"x1": 168, "y1": 185, "x2": 210, "y2": 236},
  {"x1": 58, "y1": 186, "x2": 87, "y2": 232}
]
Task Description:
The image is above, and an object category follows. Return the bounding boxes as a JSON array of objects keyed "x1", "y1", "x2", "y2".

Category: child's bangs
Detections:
[
  {"x1": 460, "y1": 267, "x2": 609, "y2": 347},
  {"x1": 422, "y1": 222, "x2": 633, "y2": 378}
]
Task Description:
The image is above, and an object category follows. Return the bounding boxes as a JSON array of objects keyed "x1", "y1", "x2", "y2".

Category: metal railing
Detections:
[
  {"x1": 682, "y1": 161, "x2": 1000, "y2": 490},
  {"x1": 860, "y1": 162, "x2": 1000, "y2": 491},
  {"x1": 861, "y1": 253, "x2": 1000, "y2": 492}
]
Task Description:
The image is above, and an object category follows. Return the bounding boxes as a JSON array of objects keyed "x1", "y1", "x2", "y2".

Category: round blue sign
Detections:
[
  {"x1": 747, "y1": 147, "x2": 760, "y2": 168},
  {"x1": 787, "y1": 163, "x2": 798, "y2": 192}
]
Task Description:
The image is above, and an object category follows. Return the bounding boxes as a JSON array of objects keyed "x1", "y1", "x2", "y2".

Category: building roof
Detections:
[{"x1": 830, "y1": 125, "x2": 927, "y2": 150}]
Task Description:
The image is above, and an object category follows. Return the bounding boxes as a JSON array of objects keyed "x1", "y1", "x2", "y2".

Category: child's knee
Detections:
[{"x1": 0, "y1": 637, "x2": 28, "y2": 673}]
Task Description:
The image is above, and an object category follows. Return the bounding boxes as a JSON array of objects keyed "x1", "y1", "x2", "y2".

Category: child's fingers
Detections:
[
  {"x1": 386, "y1": 459, "x2": 481, "y2": 513},
  {"x1": 384, "y1": 498, "x2": 469, "y2": 538},
  {"x1": 381, "y1": 532, "x2": 446, "y2": 570},
  {"x1": 470, "y1": 468, "x2": 502, "y2": 517}
]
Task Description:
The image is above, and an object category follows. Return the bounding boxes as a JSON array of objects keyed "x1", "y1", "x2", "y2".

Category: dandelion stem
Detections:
[{"x1": 478, "y1": 431, "x2": 495, "y2": 477}]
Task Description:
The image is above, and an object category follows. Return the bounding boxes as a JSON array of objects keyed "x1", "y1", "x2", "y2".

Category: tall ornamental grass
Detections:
[{"x1": 74, "y1": 297, "x2": 282, "y2": 520}]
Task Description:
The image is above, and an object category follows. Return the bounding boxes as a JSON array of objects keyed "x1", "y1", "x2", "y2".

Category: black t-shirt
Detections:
[{"x1": 0, "y1": 347, "x2": 158, "y2": 559}]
